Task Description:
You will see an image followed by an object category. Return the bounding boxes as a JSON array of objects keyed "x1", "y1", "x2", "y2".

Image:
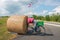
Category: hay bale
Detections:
[{"x1": 7, "y1": 15, "x2": 28, "y2": 34}]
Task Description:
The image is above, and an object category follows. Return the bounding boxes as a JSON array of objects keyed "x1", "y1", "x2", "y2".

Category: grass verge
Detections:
[{"x1": 0, "y1": 17, "x2": 17, "y2": 40}]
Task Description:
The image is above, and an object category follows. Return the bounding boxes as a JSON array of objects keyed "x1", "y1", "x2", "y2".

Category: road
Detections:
[{"x1": 13, "y1": 22, "x2": 60, "y2": 40}]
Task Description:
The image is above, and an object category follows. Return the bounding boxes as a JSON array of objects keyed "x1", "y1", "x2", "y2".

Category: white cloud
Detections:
[
  {"x1": 20, "y1": 6, "x2": 30, "y2": 13},
  {"x1": 13, "y1": 0, "x2": 19, "y2": 1},
  {"x1": 0, "y1": 0, "x2": 34, "y2": 16},
  {"x1": 0, "y1": 0, "x2": 6, "y2": 8},
  {"x1": 48, "y1": 6, "x2": 60, "y2": 15},
  {"x1": 0, "y1": 0, "x2": 60, "y2": 16},
  {"x1": 48, "y1": 11, "x2": 54, "y2": 15},
  {"x1": 0, "y1": 0, "x2": 6, "y2": 1},
  {"x1": 23, "y1": 10, "x2": 48, "y2": 16},
  {"x1": 10, "y1": 0, "x2": 60, "y2": 6},
  {"x1": 24, "y1": 10, "x2": 48, "y2": 16},
  {"x1": 24, "y1": 12, "x2": 34, "y2": 15},
  {"x1": 19, "y1": 0, "x2": 30, "y2": 2},
  {"x1": 42, "y1": 10, "x2": 48, "y2": 14},
  {"x1": 36, "y1": 10, "x2": 48, "y2": 16},
  {"x1": 0, "y1": 8, "x2": 10, "y2": 16},
  {"x1": 24, "y1": 12, "x2": 38, "y2": 16},
  {"x1": 12, "y1": 0, "x2": 30, "y2": 2},
  {"x1": 43, "y1": 0, "x2": 60, "y2": 6},
  {"x1": 53, "y1": 6, "x2": 60, "y2": 13}
]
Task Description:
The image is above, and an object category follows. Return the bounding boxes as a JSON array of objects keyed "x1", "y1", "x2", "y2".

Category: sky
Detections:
[{"x1": 0, "y1": 0, "x2": 60, "y2": 16}]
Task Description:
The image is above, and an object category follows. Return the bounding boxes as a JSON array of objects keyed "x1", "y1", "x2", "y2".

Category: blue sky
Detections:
[{"x1": 0, "y1": 0, "x2": 60, "y2": 16}]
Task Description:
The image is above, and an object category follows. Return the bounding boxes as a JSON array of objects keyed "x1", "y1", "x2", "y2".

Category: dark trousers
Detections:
[{"x1": 35, "y1": 25, "x2": 46, "y2": 33}]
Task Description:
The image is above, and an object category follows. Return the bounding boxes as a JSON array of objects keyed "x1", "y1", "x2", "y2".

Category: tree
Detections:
[
  {"x1": 45, "y1": 15, "x2": 50, "y2": 21},
  {"x1": 32, "y1": 15, "x2": 37, "y2": 19}
]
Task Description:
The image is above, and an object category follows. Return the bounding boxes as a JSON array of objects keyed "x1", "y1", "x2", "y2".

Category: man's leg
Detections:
[
  {"x1": 40, "y1": 26, "x2": 46, "y2": 34},
  {"x1": 35, "y1": 25, "x2": 40, "y2": 32}
]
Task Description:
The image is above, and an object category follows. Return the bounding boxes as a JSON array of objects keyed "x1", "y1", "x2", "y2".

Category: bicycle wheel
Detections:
[{"x1": 36, "y1": 26, "x2": 46, "y2": 34}]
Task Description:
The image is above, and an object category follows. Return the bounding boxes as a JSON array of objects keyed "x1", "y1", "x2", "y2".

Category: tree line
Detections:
[{"x1": 32, "y1": 13, "x2": 60, "y2": 22}]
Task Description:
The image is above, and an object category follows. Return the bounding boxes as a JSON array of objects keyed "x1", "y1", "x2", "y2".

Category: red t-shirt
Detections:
[{"x1": 28, "y1": 18, "x2": 34, "y2": 23}]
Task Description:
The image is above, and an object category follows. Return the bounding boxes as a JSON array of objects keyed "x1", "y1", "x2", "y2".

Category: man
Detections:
[
  {"x1": 34, "y1": 20, "x2": 46, "y2": 34},
  {"x1": 27, "y1": 17, "x2": 34, "y2": 34}
]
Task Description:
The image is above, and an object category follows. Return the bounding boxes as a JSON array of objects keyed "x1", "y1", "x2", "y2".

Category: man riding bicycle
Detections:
[{"x1": 28, "y1": 17, "x2": 46, "y2": 34}]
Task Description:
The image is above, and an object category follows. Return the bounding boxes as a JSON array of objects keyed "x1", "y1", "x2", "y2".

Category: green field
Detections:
[{"x1": 0, "y1": 16, "x2": 16, "y2": 40}]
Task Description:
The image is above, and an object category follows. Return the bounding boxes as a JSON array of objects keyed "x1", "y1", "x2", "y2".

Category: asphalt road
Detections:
[{"x1": 13, "y1": 23, "x2": 60, "y2": 40}]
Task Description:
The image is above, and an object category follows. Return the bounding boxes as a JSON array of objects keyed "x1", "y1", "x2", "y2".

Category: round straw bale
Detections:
[{"x1": 7, "y1": 15, "x2": 28, "y2": 34}]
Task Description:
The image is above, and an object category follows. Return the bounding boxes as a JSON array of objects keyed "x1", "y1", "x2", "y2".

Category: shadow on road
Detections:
[{"x1": 18, "y1": 33, "x2": 53, "y2": 36}]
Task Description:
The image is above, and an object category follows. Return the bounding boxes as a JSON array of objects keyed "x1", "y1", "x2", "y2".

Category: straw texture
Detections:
[{"x1": 7, "y1": 15, "x2": 28, "y2": 34}]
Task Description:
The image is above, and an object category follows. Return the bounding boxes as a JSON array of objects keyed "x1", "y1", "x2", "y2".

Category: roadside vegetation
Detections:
[
  {"x1": 33, "y1": 13, "x2": 60, "y2": 22},
  {"x1": 0, "y1": 16, "x2": 16, "y2": 40}
]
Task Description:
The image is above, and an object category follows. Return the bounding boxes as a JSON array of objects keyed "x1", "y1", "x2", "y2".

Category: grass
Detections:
[{"x1": 0, "y1": 16, "x2": 17, "y2": 40}]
